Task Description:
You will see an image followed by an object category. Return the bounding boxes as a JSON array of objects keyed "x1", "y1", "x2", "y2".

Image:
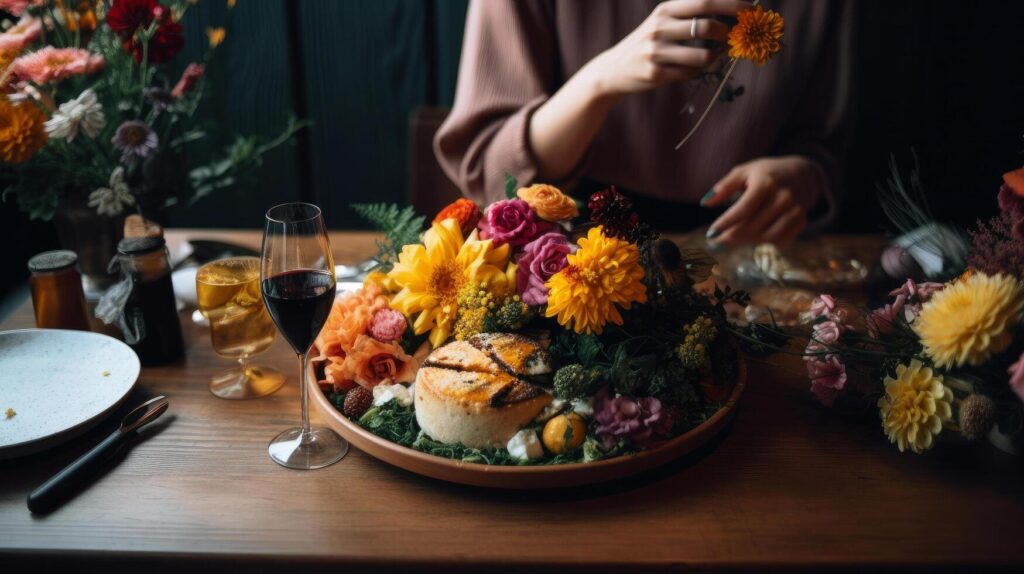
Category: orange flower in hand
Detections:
[
  {"x1": 433, "y1": 198, "x2": 482, "y2": 236},
  {"x1": 517, "y1": 184, "x2": 579, "y2": 222},
  {"x1": 1003, "y1": 167, "x2": 1024, "y2": 197},
  {"x1": 728, "y1": 5, "x2": 784, "y2": 66}
]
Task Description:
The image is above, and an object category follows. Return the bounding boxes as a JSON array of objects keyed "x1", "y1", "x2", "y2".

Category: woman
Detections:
[{"x1": 434, "y1": 0, "x2": 853, "y2": 245}]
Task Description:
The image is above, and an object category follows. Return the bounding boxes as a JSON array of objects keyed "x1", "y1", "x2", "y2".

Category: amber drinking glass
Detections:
[{"x1": 196, "y1": 257, "x2": 285, "y2": 399}]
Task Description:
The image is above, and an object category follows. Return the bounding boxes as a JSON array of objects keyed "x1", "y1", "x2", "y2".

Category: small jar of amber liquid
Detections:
[{"x1": 28, "y1": 250, "x2": 91, "y2": 331}]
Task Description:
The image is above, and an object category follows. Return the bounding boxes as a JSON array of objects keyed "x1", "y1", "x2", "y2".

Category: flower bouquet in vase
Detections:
[{"x1": 0, "y1": 0, "x2": 304, "y2": 291}]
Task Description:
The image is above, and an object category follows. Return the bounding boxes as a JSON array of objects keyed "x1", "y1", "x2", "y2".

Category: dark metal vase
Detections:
[{"x1": 52, "y1": 201, "x2": 125, "y2": 299}]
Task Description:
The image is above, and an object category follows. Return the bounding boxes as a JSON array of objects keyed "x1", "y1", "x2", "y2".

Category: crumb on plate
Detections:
[
  {"x1": 101, "y1": 370, "x2": 110, "y2": 377},
  {"x1": 5, "y1": 408, "x2": 14, "y2": 419}
]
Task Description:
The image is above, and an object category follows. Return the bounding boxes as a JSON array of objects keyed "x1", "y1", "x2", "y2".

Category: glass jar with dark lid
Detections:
[
  {"x1": 112, "y1": 235, "x2": 184, "y2": 365},
  {"x1": 28, "y1": 250, "x2": 91, "y2": 331}
]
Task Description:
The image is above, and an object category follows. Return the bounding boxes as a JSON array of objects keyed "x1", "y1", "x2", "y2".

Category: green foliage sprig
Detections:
[{"x1": 351, "y1": 202, "x2": 426, "y2": 272}]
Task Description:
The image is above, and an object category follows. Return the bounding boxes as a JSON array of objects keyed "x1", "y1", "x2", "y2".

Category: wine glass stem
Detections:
[
  {"x1": 298, "y1": 352, "x2": 310, "y2": 436},
  {"x1": 238, "y1": 352, "x2": 249, "y2": 376}
]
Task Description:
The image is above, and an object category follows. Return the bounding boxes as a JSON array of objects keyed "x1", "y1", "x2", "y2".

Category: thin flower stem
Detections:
[{"x1": 675, "y1": 57, "x2": 738, "y2": 150}]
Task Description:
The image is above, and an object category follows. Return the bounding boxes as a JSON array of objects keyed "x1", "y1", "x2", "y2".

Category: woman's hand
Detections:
[
  {"x1": 702, "y1": 156, "x2": 824, "y2": 246},
  {"x1": 584, "y1": 0, "x2": 751, "y2": 97}
]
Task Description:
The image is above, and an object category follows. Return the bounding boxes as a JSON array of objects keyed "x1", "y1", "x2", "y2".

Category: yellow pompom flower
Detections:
[
  {"x1": 0, "y1": 98, "x2": 47, "y2": 165},
  {"x1": 728, "y1": 5, "x2": 784, "y2": 66},
  {"x1": 544, "y1": 226, "x2": 646, "y2": 335},
  {"x1": 878, "y1": 359, "x2": 953, "y2": 454},
  {"x1": 388, "y1": 218, "x2": 511, "y2": 348},
  {"x1": 914, "y1": 272, "x2": 1024, "y2": 369}
]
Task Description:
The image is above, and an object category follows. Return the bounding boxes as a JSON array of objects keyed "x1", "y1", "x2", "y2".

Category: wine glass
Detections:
[
  {"x1": 196, "y1": 257, "x2": 285, "y2": 400},
  {"x1": 260, "y1": 203, "x2": 348, "y2": 469}
]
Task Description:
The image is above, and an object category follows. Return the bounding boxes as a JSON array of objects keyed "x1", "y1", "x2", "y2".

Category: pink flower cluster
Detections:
[
  {"x1": 0, "y1": 16, "x2": 41, "y2": 51},
  {"x1": 867, "y1": 279, "x2": 944, "y2": 338},
  {"x1": 369, "y1": 308, "x2": 407, "y2": 343},
  {"x1": 804, "y1": 294, "x2": 850, "y2": 407},
  {"x1": 0, "y1": 0, "x2": 41, "y2": 17},
  {"x1": 593, "y1": 390, "x2": 673, "y2": 450}
]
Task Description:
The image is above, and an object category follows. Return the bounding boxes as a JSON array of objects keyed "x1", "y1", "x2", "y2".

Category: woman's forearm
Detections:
[{"x1": 527, "y1": 62, "x2": 621, "y2": 182}]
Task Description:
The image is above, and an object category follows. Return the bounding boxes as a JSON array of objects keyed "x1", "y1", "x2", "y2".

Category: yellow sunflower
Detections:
[
  {"x1": 387, "y1": 218, "x2": 511, "y2": 348},
  {"x1": 728, "y1": 5, "x2": 784, "y2": 66},
  {"x1": 545, "y1": 226, "x2": 646, "y2": 335},
  {"x1": 0, "y1": 97, "x2": 47, "y2": 165},
  {"x1": 878, "y1": 359, "x2": 953, "y2": 454},
  {"x1": 914, "y1": 272, "x2": 1024, "y2": 369}
]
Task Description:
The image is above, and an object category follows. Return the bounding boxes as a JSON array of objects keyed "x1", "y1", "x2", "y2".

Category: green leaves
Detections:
[
  {"x1": 504, "y1": 173, "x2": 518, "y2": 200},
  {"x1": 351, "y1": 202, "x2": 425, "y2": 272}
]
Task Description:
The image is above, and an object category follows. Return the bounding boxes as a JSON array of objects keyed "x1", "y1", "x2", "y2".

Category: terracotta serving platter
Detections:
[{"x1": 309, "y1": 355, "x2": 745, "y2": 488}]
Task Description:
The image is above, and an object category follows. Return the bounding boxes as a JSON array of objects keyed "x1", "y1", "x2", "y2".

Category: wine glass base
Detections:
[
  {"x1": 209, "y1": 364, "x2": 285, "y2": 400},
  {"x1": 268, "y1": 427, "x2": 348, "y2": 470}
]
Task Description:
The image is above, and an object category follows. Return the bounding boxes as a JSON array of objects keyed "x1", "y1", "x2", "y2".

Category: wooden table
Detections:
[{"x1": 2, "y1": 230, "x2": 1022, "y2": 573}]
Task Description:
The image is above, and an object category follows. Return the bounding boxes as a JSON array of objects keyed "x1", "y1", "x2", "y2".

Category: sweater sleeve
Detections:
[
  {"x1": 433, "y1": 0, "x2": 558, "y2": 205},
  {"x1": 776, "y1": 0, "x2": 855, "y2": 228}
]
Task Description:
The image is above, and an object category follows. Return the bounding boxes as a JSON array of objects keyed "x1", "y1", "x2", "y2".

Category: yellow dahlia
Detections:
[
  {"x1": 387, "y1": 218, "x2": 511, "y2": 348},
  {"x1": 728, "y1": 5, "x2": 784, "y2": 66},
  {"x1": 878, "y1": 359, "x2": 953, "y2": 454},
  {"x1": 914, "y1": 272, "x2": 1024, "y2": 369},
  {"x1": 0, "y1": 97, "x2": 47, "y2": 165},
  {"x1": 544, "y1": 226, "x2": 646, "y2": 335}
]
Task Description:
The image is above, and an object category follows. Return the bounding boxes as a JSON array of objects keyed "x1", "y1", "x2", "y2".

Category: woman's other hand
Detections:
[
  {"x1": 584, "y1": 0, "x2": 751, "y2": 97},
  {"x1": 702, "y1": 156, "x2": 824, "y2": 247}
]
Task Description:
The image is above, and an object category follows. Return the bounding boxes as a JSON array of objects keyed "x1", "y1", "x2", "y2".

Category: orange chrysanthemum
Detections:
[
  {"x1": 728, "y1": 5, "x2": 784, "y2": 66},
  {"x1": 0, "y1": 97, "x2": 47, "y2": 164}
]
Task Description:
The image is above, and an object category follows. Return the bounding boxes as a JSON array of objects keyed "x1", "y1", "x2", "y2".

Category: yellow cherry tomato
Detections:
[{"x1": 542, "y1": 413, "x2": 586, "y2": 454}]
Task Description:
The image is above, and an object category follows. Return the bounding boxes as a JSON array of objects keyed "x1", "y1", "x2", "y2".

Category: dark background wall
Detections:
[{"x1": 3, "y1": 0, "x2": 1024, "y2": 300}]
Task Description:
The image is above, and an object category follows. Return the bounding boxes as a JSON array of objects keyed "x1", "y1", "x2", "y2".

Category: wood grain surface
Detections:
[{"x1": 1, "y1": 230, "x2": 1022, "y2": 573}]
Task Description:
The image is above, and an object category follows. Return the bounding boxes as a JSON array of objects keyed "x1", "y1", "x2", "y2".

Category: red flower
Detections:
[
  {"x1": 106, "y1": 0, "x2": 158, "y2": 36},
  {"x1": 108, "y1": 0, "x2": 183, "y2": 64}
]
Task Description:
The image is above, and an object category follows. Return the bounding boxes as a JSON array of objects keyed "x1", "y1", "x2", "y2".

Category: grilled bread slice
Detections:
[{"x1": 414, "y1": 335, "x2": 553, "y2": 449}]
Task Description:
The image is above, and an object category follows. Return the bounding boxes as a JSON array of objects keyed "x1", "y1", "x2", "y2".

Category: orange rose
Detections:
[
  {"x1": 314, "y1": 284, "x2": 389, "y2": 358},
  {"x1": 433, "y1": 198, "x2": 482, "y2": 236},
  {"x1": 516, "y1": 184, "x2": 578, "y2": 222},
  {"x1": 340, "y1": 335, "x2": 418, "y2": 388}
]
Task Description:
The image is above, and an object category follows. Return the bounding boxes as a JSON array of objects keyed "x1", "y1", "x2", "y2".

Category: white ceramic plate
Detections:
[{"x1": 0, "y1": 329, "x2": 140, "y2": 459}]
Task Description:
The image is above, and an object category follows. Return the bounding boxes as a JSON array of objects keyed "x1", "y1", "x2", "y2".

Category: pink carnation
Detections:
[
  {"x1": 593, "y1": 390, "x2": 672, "y2": 450},
  {"x1": 812, "y1": 320, "x2": 843, "y2": 345},
  {"x1": 368, "y1": 307, "x2": 407, "y2": 343},
  {"x1": 0, "y1": 16, "x2": 41, "y2": 51},
  {"x1": 867, "y1": 293, "x2": 907, "y2": 339},
  {"x1": 171, "y1": 63, "x2": 204, "y2": 99},
  {"x1": 889, "y1": 278, "x2": 944, "y2": 302},
  {"x1": 11, "y1": 47, "x2": 104, "y2": 85},
  {"x1": 0, "y1": 0, "x2": 41, "y2": 17},
  {"x1": 807, "y1": 355, "x2": 847, "y2": 407},
  {"x1": 809, "y1": 294, "x2": 837, "y2": 319},
  {"x1": 515, "y1": 232, "x2": 572, "y2": 306},
  {"x1": 1009, "y1": 352, "x2": 1024, "y2": 404},
  {"x1": 477, "y1": 198, "x2": 552, "y2": 248}
]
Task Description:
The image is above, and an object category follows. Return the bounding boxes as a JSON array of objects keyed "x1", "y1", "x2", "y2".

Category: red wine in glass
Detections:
[
  {"x1": 261, "y1": 202, "x2": 348, "y2": 470},
  {"x1": 261, "y1": 270, "x2": 336, "y2": 354}
]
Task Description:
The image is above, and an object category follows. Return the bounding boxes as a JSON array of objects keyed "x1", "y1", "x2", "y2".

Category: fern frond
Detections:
[{"x1": 351, "y1": 203, "x2": 425, "y2": 272}]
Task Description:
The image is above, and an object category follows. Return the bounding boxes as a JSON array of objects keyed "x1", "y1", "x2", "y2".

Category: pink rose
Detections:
[
  {"x1": 477, "y1": 198, "x2": 552, "y2": 248},
  {"x1": 1009, "y1": 352, "x2": 1024, "y2": 404},
  {"x1": 369, "y1": 307, "x2": 407, "y2": 343},
  {"x1": 515, "y1": 232, "x2": 572, "y2": 305},
  {"x1": 807, "y1": 355, "x2": 847, "y2": 407}
]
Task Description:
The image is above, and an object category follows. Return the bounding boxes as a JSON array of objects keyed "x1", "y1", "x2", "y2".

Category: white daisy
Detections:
[
  {"x1": 88, "y1": 167, "x2": 135, "y2": 217},
  {"x1": 45, "y1": 88, "x2": 106, "y2": 141}
]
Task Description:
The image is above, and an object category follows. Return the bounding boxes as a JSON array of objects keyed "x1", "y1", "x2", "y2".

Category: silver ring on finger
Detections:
[{"x1": 691, "y1": 17, "x2": 699, "y2": 39}]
